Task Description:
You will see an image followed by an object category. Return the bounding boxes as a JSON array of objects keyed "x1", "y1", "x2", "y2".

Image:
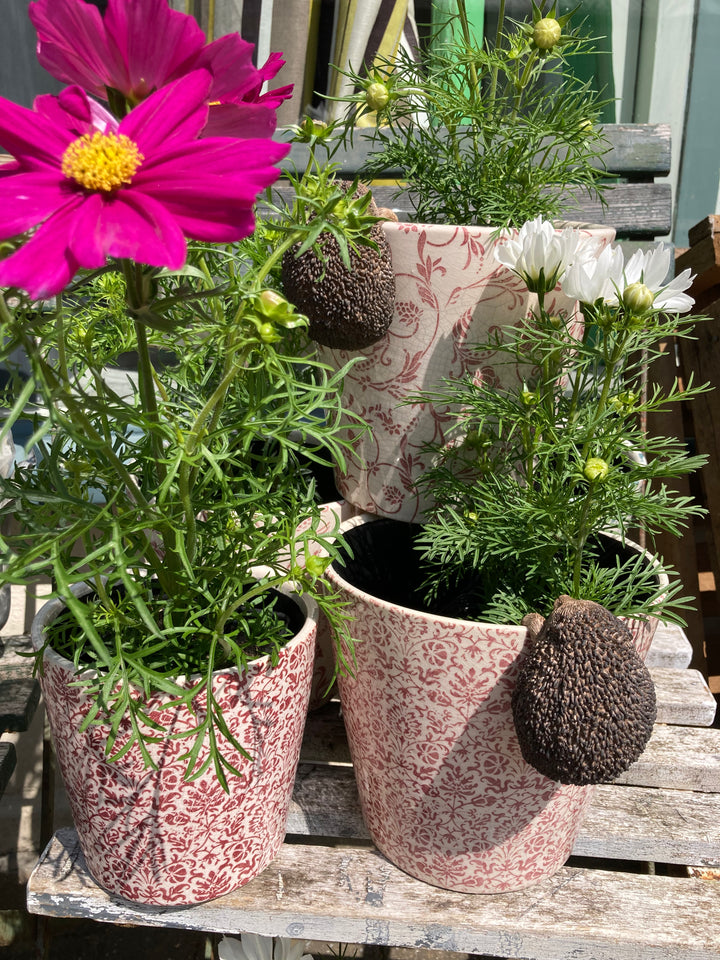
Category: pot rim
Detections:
[
  {"x1": 380, "y1": 219, "x2": 616, "y2": 238},
  {"x1": 31, "y1": 579, "x2": 319, "y2": 685},
  {"x1": 326, "y1": 513, "x2": 668, "y2": 629}
]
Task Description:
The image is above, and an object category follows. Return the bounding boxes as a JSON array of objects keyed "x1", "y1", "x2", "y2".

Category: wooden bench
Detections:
[
  {"x1": 280, "y1": 122, "x2": 673, "y2": 241},
  {"x1": 25, "y1": 621, "x2": 720, "y2": 959}
]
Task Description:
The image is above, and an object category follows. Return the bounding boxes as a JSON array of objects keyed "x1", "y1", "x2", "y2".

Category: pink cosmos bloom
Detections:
[
  {"x1": 0, "y1": 72, "x2": 290, "y2": 300},
  {"x1": 29, "y1": 0, "x2": 294, "y2": 138}
]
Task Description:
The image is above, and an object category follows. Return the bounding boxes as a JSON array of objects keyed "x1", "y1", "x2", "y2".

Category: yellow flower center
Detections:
[{"x1": 61, "y1": 131, "x2": 144, "y2": 192}]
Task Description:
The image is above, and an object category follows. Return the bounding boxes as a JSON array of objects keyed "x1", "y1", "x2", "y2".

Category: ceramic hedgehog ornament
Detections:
[
  {"x1": 281, "y1": 182, "x2": 396, "y2": 350},
  {"x1": 512, "y1": 595, "x2": 657, "y2": 785}
]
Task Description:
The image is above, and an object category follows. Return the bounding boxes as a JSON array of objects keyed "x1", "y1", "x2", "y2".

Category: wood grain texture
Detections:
[
  {"x1": 0, "y1": 634, "x2": 41, "y2": 733},
  {"x1": 0, "y1": 741, "x2": 17, "y2": 796},
  {"x1": 646, "y1": 623, "x2": 693, "y2": 669},
  {"x1": 26, "y1": 829, "x2": 720, "y2": 960},
  {"x1": 281, "y1": 123, "x2": 671, "y2": 179},
  {"x1": 288, "y1": 764, "x2": 720, "y2": 866},
  {"x1": 268, "y1": 182, "x2": 672, "y2": 239},
  {"x1": 615, "y1": 724, "x2": 720, "y2": 792},
  {"x1": 650, "y1": 667, "x2": 717, "y2": 726}
]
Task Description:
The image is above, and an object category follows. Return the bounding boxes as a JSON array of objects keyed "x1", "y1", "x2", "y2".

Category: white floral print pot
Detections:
[
  {"x1": 326, "y1": 515, "x2": 663, "y2": 894},
  {"x1": 316, "y1": 220, "x2": 615, "y2": 522},
  {"x1": 31, "y1": 583, "x2": 318, "y2": 906}
]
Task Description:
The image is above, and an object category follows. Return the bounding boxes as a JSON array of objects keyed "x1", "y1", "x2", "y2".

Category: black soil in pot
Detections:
[{"x1": 331, "y1": 518, "x2": 657, "y2": 624}]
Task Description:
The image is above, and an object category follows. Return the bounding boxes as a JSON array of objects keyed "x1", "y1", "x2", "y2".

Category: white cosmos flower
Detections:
[
  {"x1": 561, "y1": 242, "x2": 626, "y2": 305},
  {"x1": 218, "y1": 935, "x2": 313, "y2": 960},
  {"x1": 621, "y1": 245, "x2": 695, "y2": 313},
  {"x1": 494, "y1": 216, "x2": 596, "y2": 292}
]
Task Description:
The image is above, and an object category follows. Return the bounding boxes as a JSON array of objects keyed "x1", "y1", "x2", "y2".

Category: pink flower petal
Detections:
[
  {"x1": 0, "y1": 172, "x2": 79, "y2": 239},
  {"x1": 0, "y1": 94, "x2": 71, "y2": 169},
  {"x1": 68, "y1": 191, "x2": 187, "y2": 269},
  {"x1": 35, "y1": 86, "x2": 117, "y2": 139},
  {"x1": 29, "y1": 0, "x2": 120, "y2": 100},
  {"x1": 0, "y1": 200, "x2": 83, "y2": 299},
  {"x1": 120, "y1": 72, "x2": 212, "y2": 153},
  {"x1": 191, "y1": 34, "x2": 258, "y2": 101},
  {"x1": 103, "y1": 0, "x2": 206, "y2": 101},
  {"x1": 203, "y1": 102, "x2": 278, "y2": 140}
]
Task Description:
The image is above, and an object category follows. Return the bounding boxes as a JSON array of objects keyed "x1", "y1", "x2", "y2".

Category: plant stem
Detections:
[{"x1": 488, "y1": 0, "x2": 507, "y2": 105}]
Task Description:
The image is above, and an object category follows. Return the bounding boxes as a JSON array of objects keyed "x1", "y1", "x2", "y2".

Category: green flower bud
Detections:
[
  {"x1": 533, "y1": 17, "x2": 562, "y2": 50},
  {"x1": 305, "y1": 554, "x2": 329, "y2": 577},
  {"x1": 623, "y1": 282, "x2": 655, "y2": 315},
  {"x1": 258, "y1": 321, "x2": 279, "y2": 343},
  {"x1": 521, "y1": 386, "x2": 539, "y2": 406},
  {"x1": 365, "y1": 82, "x2": 390, "y2": 112},
  {"x1": 584, "y1": 457, "x2": 609, "y2": 482},
  {"x1": 295, "y1": 116, "x2": 328, "y2": 143}
]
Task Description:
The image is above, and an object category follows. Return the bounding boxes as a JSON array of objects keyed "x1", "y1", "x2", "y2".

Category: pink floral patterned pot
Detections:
[
  {"x1": 31, "y1": 585, "x2": 318, "y2": 906},
  {"x1": 327, "y1": 516, "x2": 663, "y2": 894},
  {"x1": 317, "y1": 221, "x2": 615, "y2": 522}
]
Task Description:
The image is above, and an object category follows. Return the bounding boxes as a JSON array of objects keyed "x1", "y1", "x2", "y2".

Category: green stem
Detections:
[
  {"x1": 488, "y1": 0, "x2": 507, "y2": 105},
  {"x1": 456, "y1": 0, "x2": 480, "y2": 111}
]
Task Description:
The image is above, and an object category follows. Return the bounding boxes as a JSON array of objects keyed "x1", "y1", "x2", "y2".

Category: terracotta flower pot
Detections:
[
  {"x1": 32, "y1": 584, "x2": 317, "y2": 905},
  {"x1": 317, "y1": 220, "x2": 615, "y2": 522},
  {"x1": 326, "y1": 515, "x2": 664, "y2": 894}
]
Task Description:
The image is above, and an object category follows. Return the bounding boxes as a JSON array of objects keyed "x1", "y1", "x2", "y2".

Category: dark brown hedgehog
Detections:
[
  {"x1": 512, "y1": 595, "x2": 657, "y2": 785},
  {"x1": 281, "y1": 182, "x2": 395, "y2": 350}
]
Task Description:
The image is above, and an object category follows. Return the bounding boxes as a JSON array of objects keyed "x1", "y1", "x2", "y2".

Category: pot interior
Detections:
[{"x1": 332, "y1": 519, "x2": 657, "y2": 623}]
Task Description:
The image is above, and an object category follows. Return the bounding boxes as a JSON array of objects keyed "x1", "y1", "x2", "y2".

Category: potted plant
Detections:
[
  {"x1": 325, "y1": 220, "x2": 709, "y2": 893},
  {"x1": 0, "y1": 0, "x2": 376, "y2": 907},
  {"x1": 302, "y1": 0, "x2": 616, "y2": 521}
]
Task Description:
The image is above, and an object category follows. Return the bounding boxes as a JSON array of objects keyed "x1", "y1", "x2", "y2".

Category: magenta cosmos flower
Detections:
[
  {"x1": 29, "y1": 0, "x2": 293, "y2": 138},
  {"x1": 0, "y1": 71, "x2": 290, "y2": 300}
]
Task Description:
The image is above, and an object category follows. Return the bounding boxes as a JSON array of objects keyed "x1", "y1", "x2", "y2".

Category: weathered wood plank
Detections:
[
  {"x1": 577, "y1": 783, "x2": 720, "y2": 865},
  {"x1": 281, "y1": 123, "x2": 671, "y2": 179},
  {"x1": 617, "y1": 724, "x2": 720, "y2": 792},
  {"x1": 0, "y1": 634, "x2": 41, "y2": 733},
  {"x1": 0, "y1": 741, "x2": 16, "y2": 796},
  {"x1": 26, "y1": 829, "x2": 720, "y2": 960},
  {"x1": 268, "y1": 182, "x2": 672, "y2": 239},
  {"x1": 289, "y1": 765, "x2": 720, "y2": 866},
  {"x1": 646, "y1": 622, "x2": 693, "y2": 669},
  {"x1": 650, "y1": 667, "x2": 717, "y2": 726}
]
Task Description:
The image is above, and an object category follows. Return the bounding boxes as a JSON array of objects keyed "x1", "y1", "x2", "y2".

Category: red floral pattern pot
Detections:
[
  {"x1": 317, "y1": 221, "x2": 615, "y2": 522},
  {"x1": 32, "y1": 585, "x2": 317, "y2": 905},
  {"x1": 327, "y1": 515, "x2": 663, "y2": 894}
]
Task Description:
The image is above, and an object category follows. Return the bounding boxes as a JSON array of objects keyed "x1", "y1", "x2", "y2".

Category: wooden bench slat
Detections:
[
  {"x1": 26, "y1": 829, "x2": 720, "y2": 960},
  {"x1": 646, "y1": 623, "x2": 693, "y2": 669},
  {"x1": 268, "y1": 182, "x2": 672, "y2": 239},
  {"x1": 0, "y1": 634, "x2": 41, "y2": 733},
  {"x1": 280, "y1": 123, "x2": 672, "y2": 180},
  {"x1": 0, "y1": 740, "x2": 16, "y2": 796},
  {"x1": 650, "y1": 667, "x2": 717, "y2": 726},
  {"x1": 616, "y1": 723, "x2": 720, "y2": 792},
  {"x1": 288, "y1": 764, "x2": 720, "y2": 866}
]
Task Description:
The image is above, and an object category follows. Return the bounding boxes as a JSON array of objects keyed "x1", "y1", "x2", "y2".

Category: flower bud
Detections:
[
  {"x1": 304, "y1": 554, "x2": 330, "y2": 578},
  {"x1": 622, "y1": 282, "x2": 655, "y2": 315},
  {"x1": 521, "y1": 386, "x2": 539, "y2": 406},
  {"x1": 533, "y1": 17, "x2": 562, "y2": 50},
  {"x1": 365, "y1": 82, "x2": 390, "y2": 112},
  {"x1": 258, "y1": 321, "x2": 278, "y2": 343},
  {"x1": 584, "y1": 457, "x2": 609, "y2": 482}
]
